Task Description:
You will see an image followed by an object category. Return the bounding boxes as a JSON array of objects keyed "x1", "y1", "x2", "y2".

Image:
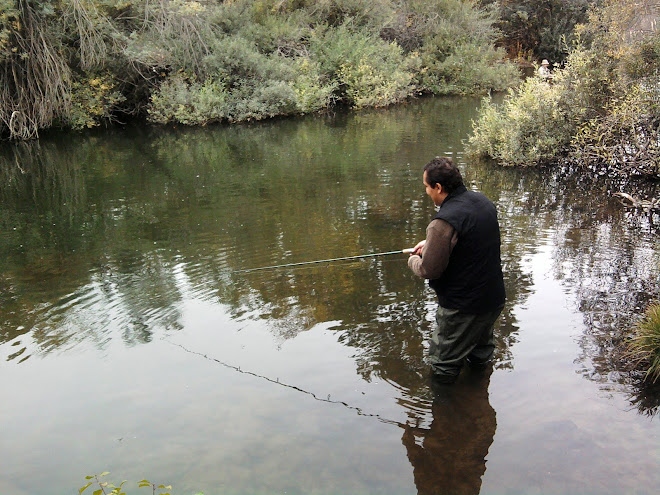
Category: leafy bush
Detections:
[
  {"x1": 224, "y1": 79, "x2": 299, "y2": 121},
  {"x1": 406, "y1": 0, "x2": 520, "y2": 95},
  {"x1": 467, "y1": 77, "x2": 571, "y2": 165},
  {"x1": 2, "y1": 0, "x2": 521, "y2": 138},
  {"x1": 69, "y1": 73, "x2": 126, "y2": 129},
  {"x1": 309, "y1": 24, "x2": 416, "y2": 107},
  {"x1": 291, "y1": 57, "x2": 337, "y2": 113},
  {"x1": 204, "y1": 35, "x2": 295, "y2": 90},
  {"x1": 148, "y1": 73, "x2": 226, "y2": 125},
  {"x1": 425, "y1": 42, "x2": 520, "y2": 95},
  {"x1": 300, "y1": 0, "x2": 395, "y2": 30},
  {"x1": 481, "y1": 0, "x2": 591, "y2": 63}
]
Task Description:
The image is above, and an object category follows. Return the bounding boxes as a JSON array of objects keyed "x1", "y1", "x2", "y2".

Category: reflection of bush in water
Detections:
[{"x1": 545, "y1": 173, "x2": 660, "y2": 415}]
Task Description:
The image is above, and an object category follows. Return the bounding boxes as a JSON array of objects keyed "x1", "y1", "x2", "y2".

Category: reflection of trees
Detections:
[
  {"x1": 500, "y1": 166, "x2": 660, "y2": 414},
  {"x1": 0, "y1": 97, "x2": 531, "y2": 402},
  {"x1": 0, "y1": 138, "x2": 187, "y2": 357},
  {"x1": 552, "y1": 177, "x2": 660, "y2": 415}
]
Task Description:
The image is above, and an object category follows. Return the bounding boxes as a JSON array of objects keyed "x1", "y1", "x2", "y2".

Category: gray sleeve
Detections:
[{"x1": 408, "y1": 219, "x2": 457, "y2": 279}]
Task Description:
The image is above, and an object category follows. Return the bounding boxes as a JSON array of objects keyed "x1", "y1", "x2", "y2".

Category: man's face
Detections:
[{"x1": 423, "y1": 171, "x2": 442, "y2": 206}]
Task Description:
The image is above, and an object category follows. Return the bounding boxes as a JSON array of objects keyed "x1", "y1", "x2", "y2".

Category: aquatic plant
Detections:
[
  {"x1": 628, "y1": 302, "x2": 660, "y2": 383},
  {"x1": 79, "y1": 472, "x2": 198, "y2": 495}
]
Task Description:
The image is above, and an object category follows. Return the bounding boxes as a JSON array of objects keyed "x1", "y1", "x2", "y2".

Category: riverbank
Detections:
[{"x1": 0, "y1": 0, "x2": 519, "y2": 140}]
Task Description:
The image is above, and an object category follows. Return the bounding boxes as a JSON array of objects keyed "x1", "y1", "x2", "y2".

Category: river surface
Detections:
[{"x1": 1, "y1": 97, "x2": 659, "y2": 495}]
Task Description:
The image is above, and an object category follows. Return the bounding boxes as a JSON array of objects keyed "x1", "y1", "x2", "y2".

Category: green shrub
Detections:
[
  {"x1": 204, "y1": 35, "x2": 295, "y2": 89},
  {"x1": 406, "y1": 0, "x2": 520, "y2": 95},
  {"x1": 629, "y1": 303, "x2": 660, "y2": 383},
  {"x1": 224, "y1": 79, "x2": 299, "y2": 121},
  {"x1": 482, "y1": 0, "x2": 591, "y2": 63},
  {"x1": 425, "y1": 42, "x2": 520, "y2": 95},
  {"x1": 571, "y1": 82, "x2": 660, "y2": 177},
  {"x1": 300, "y1": 0, "x2": 396, "y2": 30},
  {"x1": 466, "y1": 76, "x2": 572, "y2": 166},
  {"x1": 148, "y1": 73, "x2": 226, "y2": 125},
  {"x1": 123, "y1": 0, "x2": 219, "y2": 77},
  {"x1": 291, "y1": 57, "x2": 337, "y2": 113},
  {"x1": 309, "y1": 24, "x2": 415, "y2": 107}
]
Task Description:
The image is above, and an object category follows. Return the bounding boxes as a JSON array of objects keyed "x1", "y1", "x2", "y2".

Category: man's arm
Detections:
[{"x1": 408, "y1": 219, "x2": 457, "y2": 279}]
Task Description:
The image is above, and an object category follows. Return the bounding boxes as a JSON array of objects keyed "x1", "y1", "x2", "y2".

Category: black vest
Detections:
[{"x1": 429, "y1": 185, "x2": 506, "y2": 313}]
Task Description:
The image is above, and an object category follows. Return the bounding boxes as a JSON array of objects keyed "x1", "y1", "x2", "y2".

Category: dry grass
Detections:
[{"x1": 628, "y1": 302, "x2": 660, "y2": 383}]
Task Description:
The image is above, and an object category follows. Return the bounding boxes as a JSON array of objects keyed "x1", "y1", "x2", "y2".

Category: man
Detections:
[
  {"x1": 538, "y1": 59, "x2": 552, "y2": 80},
  {"x1": 408, "y1": 157, "x2": 505, "y2": 384}
]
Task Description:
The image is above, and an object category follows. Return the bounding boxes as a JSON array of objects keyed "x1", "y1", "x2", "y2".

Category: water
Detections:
[{"x1": 1, "y1": 97, "x2": 659, "y2": 495}]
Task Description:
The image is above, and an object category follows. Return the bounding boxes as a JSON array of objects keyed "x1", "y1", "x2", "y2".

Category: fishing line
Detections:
[
  {"x1": 165, "y1": 339, "x2": 404, "y2": 427},
  {"x1": 234, "y1": 248, "x2": 414, "y2": 274}
]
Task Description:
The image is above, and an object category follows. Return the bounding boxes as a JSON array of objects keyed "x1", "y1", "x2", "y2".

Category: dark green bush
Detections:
[
  {"x1": 69, "y1": 73, "x2": 127, "y2": 129},
  {"x1": 481, "y1": 0, "x2": 592, "y2": 63},
  {"x1": 148, "y1": 73, "x2": 227, "y2": 125}
]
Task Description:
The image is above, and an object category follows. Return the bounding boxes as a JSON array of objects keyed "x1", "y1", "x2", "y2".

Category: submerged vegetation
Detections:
[
  {"x1": 80, "y1": 473, "x2": 184, "y2": 495},
  {"x1": 467, "y1": 0, "x2": 660, "y2": 180},
  {"x1": 0, "y1": 0, "x2": 520, "y2": 139}
]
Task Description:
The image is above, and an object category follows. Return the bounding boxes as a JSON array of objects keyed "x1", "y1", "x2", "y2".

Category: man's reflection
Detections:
[{"x1": 401, "y1": 366, "x2": 496, "y2": 495}]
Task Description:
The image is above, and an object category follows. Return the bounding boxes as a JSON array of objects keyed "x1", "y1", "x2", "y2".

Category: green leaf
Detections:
[
  {"x1": 79, "y1": 481, "x2": 93, "y2": 494},
  {"x1": 93, "y1": 490, "x2": 103, "y2": 495},
  {"x1": 85, "y1": 476, "x2": 95, "y2": 480},
  {"x1": 100, "y1": 472, "x2": 111, "y2": 477}
]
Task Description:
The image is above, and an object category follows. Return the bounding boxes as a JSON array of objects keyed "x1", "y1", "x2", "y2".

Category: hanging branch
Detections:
[{"x1": 0, "y1": 0, "x2": 71, "y2": 140}]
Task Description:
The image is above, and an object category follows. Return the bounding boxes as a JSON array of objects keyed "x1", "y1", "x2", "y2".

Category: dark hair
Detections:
[{"x1": 423, "y1": 157, "x2": 464, "y2": 193}]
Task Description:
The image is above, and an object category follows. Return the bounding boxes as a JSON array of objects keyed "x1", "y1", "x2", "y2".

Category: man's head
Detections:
[{"x1": 423, "y1": 157, "x2": 464, "y2": 206}]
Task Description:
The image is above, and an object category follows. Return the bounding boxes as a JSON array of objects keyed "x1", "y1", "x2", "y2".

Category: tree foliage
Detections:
[{"x1": 480, "y1": 0, "x2": 593, "y2": 63}]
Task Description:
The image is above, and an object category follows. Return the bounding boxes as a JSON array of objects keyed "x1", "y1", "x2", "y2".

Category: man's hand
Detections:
[{"x1": 411, "y1": 240, "x2": 426, "y2": 256}]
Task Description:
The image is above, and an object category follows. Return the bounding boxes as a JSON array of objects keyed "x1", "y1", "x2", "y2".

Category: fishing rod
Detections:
[{"x1": 235, "y1": 248, "x2": 415, "y2": 273}]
